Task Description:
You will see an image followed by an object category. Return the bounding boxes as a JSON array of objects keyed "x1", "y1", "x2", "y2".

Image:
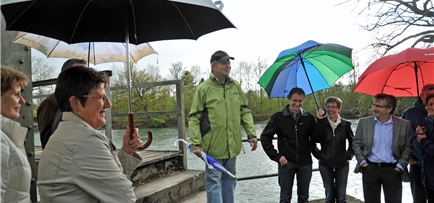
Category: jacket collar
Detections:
[
  {"x1": 282, "y1": 104, "x2": 308, "y2": 117},
  {"x1": 1, "y1": 115, "x2": 28, "y2": 148},
  {"x1": 413, "y1": 99, "x2": 428, "y2": 114},
  {"x1": 209, "y1": 72, "x2": 234, "y2": 85},
  {"x1": 62, "y1": 112, "x2": 95, "y2": 130}
]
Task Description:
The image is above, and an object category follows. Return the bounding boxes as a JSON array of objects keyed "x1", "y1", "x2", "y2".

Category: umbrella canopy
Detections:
[
  {"x1": 1, "y1": 0, "x2": 235, "y2": 44},
  {"x1": 13, "y1": 32, "x2": 158, "y2": 65},
  {"x1": 258, "y1": 40, "x2": 353, "y2": 107},
  {"x1": 353, "y1": 47, "x2": 434, "y2": 97}
]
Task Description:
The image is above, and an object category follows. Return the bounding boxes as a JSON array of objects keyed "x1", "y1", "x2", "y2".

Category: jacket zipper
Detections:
[
  {"x1": 223, "y1": 84, "x2": 231, "y2": 158},
  {"x1": 295, "y1": 122, "x2": 299, "y2": 164}
]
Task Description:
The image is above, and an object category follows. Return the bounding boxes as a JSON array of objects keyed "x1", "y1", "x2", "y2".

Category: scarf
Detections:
[{"x1": 328, "y1": 115, "x2": 342, "y2": 132}]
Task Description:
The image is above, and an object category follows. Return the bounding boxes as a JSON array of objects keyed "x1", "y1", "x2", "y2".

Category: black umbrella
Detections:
[
  {"x1": 1, "y1": 0, "x2": 234, "y2": 44},
  {"x1": 1, "y1": 0, "x2": 235, "y2": 144}
]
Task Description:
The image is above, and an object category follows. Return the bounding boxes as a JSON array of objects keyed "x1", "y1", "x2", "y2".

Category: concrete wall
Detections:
[{"x1": 1, "y1": 16, "x2": 37, "y2": 202}]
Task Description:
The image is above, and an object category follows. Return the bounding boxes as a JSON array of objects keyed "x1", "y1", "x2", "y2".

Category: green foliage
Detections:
[{"x1": 149, "y1": 116, "x2": 166, "y2": 128}]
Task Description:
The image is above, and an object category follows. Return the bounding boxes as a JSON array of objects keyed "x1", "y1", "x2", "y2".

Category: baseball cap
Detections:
[{"x1": 210, "y1": 50, "x2": 234, "y2": 64}]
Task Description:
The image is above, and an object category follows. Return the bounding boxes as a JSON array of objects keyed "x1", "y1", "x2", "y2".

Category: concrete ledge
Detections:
[
  {"x1": 179, "y1": 192, "x2": 364, "y2": 203},
  {"x1": 311, "y1": 195, "x2": 364, "y2": 203},
  {"x1": 179, "y1": 190, "x2": 206, "y2": 203},
  {"x1": 132, "y1": 151, "x2": 182, "y2": 184},
  {"x1": 135, "y1": 169, "x2": 205, "y2": 203}
]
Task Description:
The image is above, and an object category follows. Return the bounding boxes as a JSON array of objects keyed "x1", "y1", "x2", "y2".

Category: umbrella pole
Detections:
[
  {"x1": 126, "y1": 23, "x2": 134, "y2": 140},
  {"x1": 87, "y1": 42, "x2": 90, "y2": 67},
  {"x1": 299, "y1": 55, "x2": 320, "y2": 109},
  {"x1": 414, "y1": 62, "x2": 423, "y2": 125}
]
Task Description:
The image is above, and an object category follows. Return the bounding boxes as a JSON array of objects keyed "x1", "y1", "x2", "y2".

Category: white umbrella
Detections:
[{"x1": 13, "y1": 32, "x2": 158, "y2": 65}]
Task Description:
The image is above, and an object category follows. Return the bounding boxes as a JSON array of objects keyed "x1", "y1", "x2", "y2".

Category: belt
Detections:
[{"x1": 366, "y1": 159, "x2": 397, "y2": 167}]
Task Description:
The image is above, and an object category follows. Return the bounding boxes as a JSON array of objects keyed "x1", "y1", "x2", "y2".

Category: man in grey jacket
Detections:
[{"x1": 353, "y1": 93, "x2": 413, "y2": 203}]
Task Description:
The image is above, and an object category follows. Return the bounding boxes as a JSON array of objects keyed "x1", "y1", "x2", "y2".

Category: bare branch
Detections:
[{"x1": 347, "y1": 0, "x2": 434, "y2": 56}]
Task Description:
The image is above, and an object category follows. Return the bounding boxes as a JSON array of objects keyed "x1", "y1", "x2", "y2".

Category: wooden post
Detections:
[
  {"x1": 175, "y1": 81, "x2": 187, "y2": 169},
  {"x1": 102, "y1": 70, "x2": 113, "y2": 140}
]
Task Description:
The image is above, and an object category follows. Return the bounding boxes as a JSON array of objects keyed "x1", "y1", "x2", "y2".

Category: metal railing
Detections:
[{"x1": 237, "y1": 138, "x2": 320, "y2": 181}]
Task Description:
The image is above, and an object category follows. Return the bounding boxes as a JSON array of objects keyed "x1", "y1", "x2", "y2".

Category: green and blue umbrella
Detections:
[{"x1": 258, "y1": 40, "x2": 353, "y2": 108}]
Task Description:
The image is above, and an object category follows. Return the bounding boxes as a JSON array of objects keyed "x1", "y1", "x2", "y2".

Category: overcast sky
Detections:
[{"x1": 32, "y1": 0, "x2": 375, "y2": 79}]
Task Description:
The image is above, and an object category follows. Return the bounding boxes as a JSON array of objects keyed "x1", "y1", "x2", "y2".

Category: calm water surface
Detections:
[{"x1": 34, "y1": 119, "x2": 412, "y2": 203}]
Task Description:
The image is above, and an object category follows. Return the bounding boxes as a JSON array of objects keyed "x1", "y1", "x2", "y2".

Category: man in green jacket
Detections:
[{"x1": 188, "y1": 50, "x2": 257, "y2": 203}]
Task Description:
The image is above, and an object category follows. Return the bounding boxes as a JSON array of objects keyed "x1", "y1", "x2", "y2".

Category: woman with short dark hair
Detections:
[
  {"x1": 313, "y1": 96, "x2": 355, "y2": 203},
  {"x1": 37, "y1": 66, "x2": 143, "y2": 203}
]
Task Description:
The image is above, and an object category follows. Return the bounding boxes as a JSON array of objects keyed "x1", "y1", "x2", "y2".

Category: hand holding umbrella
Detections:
[{"x1": 174, "y1": 139, "x2": 236, "y2": 178}]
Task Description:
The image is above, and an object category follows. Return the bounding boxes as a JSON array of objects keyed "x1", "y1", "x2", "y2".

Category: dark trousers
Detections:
[
  {"x1": 278, "y1": 162, "x2": 312, "y2": 203},
  {"x1": 362, "y1": 164, "x2": 402, "y2": 203},
  {"x1": 410, "y1": 164, "x2": 427, "y2": 203},
  {"x1": 427, "y1": 186, "x2": 434, "y2": 203}
]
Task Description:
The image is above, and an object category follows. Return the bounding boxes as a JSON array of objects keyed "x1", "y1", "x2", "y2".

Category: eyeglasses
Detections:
[
  {"x1": 371, "y1": 104, "x2": 387, "y2": 108},
  {"x1": 426, "y1": 102, "x2": 434, "y2": 107},
  {"x1": 326, "y1": 105, "x2": 338, "y2": 109},
  {"x1": 83, "y1": 94, "x2": 109, "y2": 102}
]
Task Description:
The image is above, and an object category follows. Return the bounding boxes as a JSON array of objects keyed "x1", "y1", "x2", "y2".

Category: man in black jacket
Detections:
[
  {"x1": 261, "y1": 87, "x2": 316, "y2": 203},
  {"x1": 37, "y1": 59, "x2": 86, "y2": 148}
]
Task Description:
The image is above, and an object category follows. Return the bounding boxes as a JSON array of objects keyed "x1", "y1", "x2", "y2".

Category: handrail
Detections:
[
  {"x1": 237, "y1": 168, "x2": 319, "y2": 181},
  {"x1": 238, "y1": 136, "x2": 320, "y2": 181}
]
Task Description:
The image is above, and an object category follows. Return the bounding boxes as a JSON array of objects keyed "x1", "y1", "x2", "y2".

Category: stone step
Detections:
[
  {"x1": 178, "y1": 190, "x2": 206, "y2": 203},
  {"x1": 132, "y1": 150, "x2": 183, "y2": 184},
  {"x1": 135, "y1": 169, "x2": 205, "y2": 203}
]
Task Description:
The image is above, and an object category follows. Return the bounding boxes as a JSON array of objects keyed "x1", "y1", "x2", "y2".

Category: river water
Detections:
[{"x1": 34, "y1": 119, "x2": 412, "y2": 203}]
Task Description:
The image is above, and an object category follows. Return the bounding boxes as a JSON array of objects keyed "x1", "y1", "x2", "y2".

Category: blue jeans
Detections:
[
  {"x1": 205, "y1": 157, "x2": 236, "y2": 203},
  {"x1": 319, "y1": 164, "x2": 349, "y2": 203},
  {"x1": 278, "y1": 162, "x2": 312, "y2": 203}
]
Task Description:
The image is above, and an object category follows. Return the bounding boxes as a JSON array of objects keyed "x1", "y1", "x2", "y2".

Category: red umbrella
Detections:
[{"x1": 354, "y1": 47, "x2": 434, "y2": 97}]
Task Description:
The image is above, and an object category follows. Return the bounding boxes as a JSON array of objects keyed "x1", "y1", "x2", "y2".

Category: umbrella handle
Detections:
[
  {"x1": 138, "y1": 130, "x2": 153, "y2": 150},
  {"x1": 129, "y1": 114, "x2": 153, "y2": 150},
  {"x1": 173, "y1": 139, "x2": 192, "y2": 151},
  {"x1": 128, "y1": 113, "x2": 135, "y2": 140}
]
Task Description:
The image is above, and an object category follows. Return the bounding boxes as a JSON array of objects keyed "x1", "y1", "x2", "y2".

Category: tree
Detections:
[
  {"x1": 252, "y1": 57, "x2": 269, "y2": 113},
  {"x1": 167, "y1": 62, "x2": 184, "y2": 80},
  {"x1": 31, "y1": 56, "x2": 56, "y2": 106},
  {"x1": 233, "y1": 61, "x2": 251, "y2": 92},
  {"x1": 349, "y1": 0, "x2": 434, "y2": 57},
  {"x1": 190, "y1": 64, "x2": 207, "y2": 85},
  {"x1": 181, "y1": 70, "x2": 196, "y2": 116}
]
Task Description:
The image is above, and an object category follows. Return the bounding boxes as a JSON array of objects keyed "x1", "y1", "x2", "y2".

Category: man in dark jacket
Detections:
[
  {"x1": 261, "y1": 87, "x2": 316, "y2": 203},
  {"x1": 401, "y1": 84, "x2": 434, "y2": 203}
]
